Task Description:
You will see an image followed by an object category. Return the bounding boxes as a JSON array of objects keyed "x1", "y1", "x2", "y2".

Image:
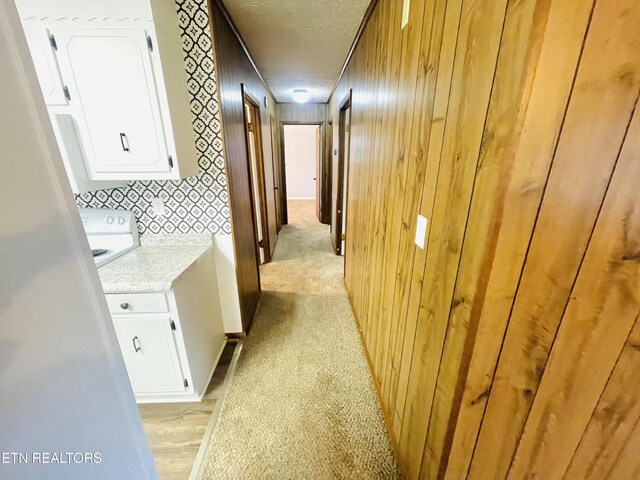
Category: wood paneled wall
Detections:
[
  {"x1": 276, "y1": 103, "x2": 331, "y2": 224},
  {"x1": 208, "y1": 0, "x2": 279, "y2": 331},
  {"x1": 328, "y1": 0, "x2": 640, "y2": 478}
]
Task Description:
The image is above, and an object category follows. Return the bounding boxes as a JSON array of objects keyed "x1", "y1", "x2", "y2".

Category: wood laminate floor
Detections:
[{"x1": 139, "y1": 341, "x2": 236, "y2": 480}]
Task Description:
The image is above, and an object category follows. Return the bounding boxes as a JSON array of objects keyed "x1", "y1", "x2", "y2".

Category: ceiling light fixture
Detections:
[{"x1": 293, "y1": 89, "x2": 309, "y2": 103}]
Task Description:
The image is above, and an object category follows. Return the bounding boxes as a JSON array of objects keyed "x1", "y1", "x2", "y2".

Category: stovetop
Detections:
[{"x1": 79, "y1": 208, "x2": 140, "y2": 268}]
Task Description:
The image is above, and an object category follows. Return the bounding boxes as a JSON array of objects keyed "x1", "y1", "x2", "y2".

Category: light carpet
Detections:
[{"x1": 198, "y1": 200, "x2": 401, "y2": 479}]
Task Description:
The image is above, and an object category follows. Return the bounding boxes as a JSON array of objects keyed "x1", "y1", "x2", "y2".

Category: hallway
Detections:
[{"x1": 197, "y1": 200, "x2": 400, "y2": 479}]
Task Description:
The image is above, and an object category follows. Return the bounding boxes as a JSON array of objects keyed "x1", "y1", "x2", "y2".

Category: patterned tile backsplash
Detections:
[{"x1": 75, "y1": 0, "x2": 231, "y2": 235}]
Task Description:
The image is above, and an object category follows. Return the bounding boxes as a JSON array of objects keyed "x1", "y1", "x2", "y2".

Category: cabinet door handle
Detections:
[
  {"x1": 119, "y1": 132, "x2": 130, "y2": 152},
  {"x1": 132, "y1": 336, "x2": 142, "y2": 353}
]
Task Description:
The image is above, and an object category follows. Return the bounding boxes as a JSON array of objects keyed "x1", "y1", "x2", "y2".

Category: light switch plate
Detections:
[
  {"x1": 401, "y1": 0, "x2": 411, "y2": 29},
  {"x1": 415, "y1": 214, "x2": 428, "y2": 249}
]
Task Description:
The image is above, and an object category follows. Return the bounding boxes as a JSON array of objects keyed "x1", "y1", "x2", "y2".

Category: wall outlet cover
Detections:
[{"x1": 151, "y1": 197, "x2": 166, "y2": 217}]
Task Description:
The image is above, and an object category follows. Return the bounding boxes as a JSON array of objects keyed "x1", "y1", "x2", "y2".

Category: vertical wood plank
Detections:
[
  {"x1": 392, "y1": 0, "x2": 464, "y2": 440},
  {"x1": 443, "y1": 0, "x2": 595, "y2": 476},
  {"x1": 422, "y1": 0, "x2": 544, "y2": 477},
  {"x1": 565, "y1": 322, "x2": 640, "y2": 479},
  {"x1": 395, "y1": 0, "x2": 508, "y2": 477},
  {"x1": 507, "y1": 100, "x2": 640, "y2": 479},
  {"x1": 606, "y1": 415, "x2": 640, "y2": 480},
  {"x1": 469, "y1": 0, "x2": 640, "y2": 476},
  {"x1": 377, "y1": 0, "x2": 428, "y2": 422}
]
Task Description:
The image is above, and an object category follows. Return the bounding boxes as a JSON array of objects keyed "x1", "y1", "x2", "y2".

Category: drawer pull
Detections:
[
  {"x1": 119, "y1": 132, "x2": 130, "y2": 152},
  {"x1": 120, "y1": 302, "x2": 130, "y2": 310},
  {"x1": 132, "y1": 336, "x2": 142, "y2": 353}
]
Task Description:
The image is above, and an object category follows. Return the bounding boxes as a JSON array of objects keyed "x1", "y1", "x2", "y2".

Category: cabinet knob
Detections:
[{"x1": 120, "y1": 302, "x2": 129, "y2": 310}]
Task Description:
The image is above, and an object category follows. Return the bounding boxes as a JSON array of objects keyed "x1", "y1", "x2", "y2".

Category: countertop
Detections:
[{"x1": 97, "y1": 235, "x2": 213, "y2": 293}]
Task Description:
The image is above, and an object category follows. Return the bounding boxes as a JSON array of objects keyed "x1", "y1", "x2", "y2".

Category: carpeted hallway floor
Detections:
[{"x1": 197, "y1": 200, "x2": 401, "y2": 479}]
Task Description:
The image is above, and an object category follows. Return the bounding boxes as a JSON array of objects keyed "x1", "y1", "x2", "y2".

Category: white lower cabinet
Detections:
[
  {"x1": 112, "y1": 317, "x2": 186, "y2": 395},
  {"x1": 106, "y1": 249, "x2": 227, "y2": 403}
]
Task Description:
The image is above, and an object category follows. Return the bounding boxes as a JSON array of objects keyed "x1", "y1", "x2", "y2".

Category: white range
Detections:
[{"x1": 79, "y1": 208, "x2": 140, "y2": 267}]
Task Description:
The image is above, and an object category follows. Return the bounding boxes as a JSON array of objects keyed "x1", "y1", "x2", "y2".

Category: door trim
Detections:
[
  {"x1": 279, "y1": 120, "x2": 326, "y2": 224},
  {"x1": 334, "y1": 90, "x2": 352, "y2": 256},
  {"x1": 241, "y1": 85, "x2": 271, "y2": 265}
]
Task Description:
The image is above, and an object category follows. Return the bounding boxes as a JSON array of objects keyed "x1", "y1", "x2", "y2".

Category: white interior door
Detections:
[
  {"x1": 113, "y1": 317, "x2": 185, "y2": 394},
  {"x1": 53, "y1": 28, "x2": 170, "y2": 175},
  {"x1": 23, "y1": 27, "x2": 67, "y2": 106}
]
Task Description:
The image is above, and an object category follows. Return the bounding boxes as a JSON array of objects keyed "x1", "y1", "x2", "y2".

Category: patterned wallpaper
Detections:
[{"x1": 75, "y1": 0, "x2": 231, "y2": 235}]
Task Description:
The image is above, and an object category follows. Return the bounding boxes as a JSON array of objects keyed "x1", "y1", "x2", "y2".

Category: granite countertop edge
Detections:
[{"x1": 98, "y1": 235, "x2": 213, "y2": 293}]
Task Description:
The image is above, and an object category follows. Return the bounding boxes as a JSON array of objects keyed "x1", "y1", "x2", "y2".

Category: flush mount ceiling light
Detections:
[{"x1": 292, "y1": 89, "x2": 309, "y2": 103}]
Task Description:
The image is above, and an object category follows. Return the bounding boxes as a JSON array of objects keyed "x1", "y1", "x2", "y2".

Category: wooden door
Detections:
[
  {"x1": 269, "y1": 115, "x2": 282, "y2": 232},
  {"x1": 334, "y1": 102, "x2": 351, "y2": 256},
  {"x1": 243, "y1": 95, "x2": 271, "y2": 264},
  {"x1": 315, "y1": 125, "x2": 321, "y2": 220},
  {"x1": 54, "y1": 28, "x2": 170, "y2": 175},
  {"x1": 113, "y1": 317, "x2": 185, "y2": 394}
]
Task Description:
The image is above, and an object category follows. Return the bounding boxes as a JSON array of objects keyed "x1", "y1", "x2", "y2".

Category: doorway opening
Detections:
[
  {"x1": 282, "y1": 124, "x2": 322, "y2": 222},
  {"x1": 331, "y1": 93, "x2": 351, "y2": 256},
  {"x1": 243, "y1": 91, "x2": 271, "y2": 265}
]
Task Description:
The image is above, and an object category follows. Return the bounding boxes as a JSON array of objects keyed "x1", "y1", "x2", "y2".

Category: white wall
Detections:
[
  {"x1": 0, "y1": 4, "x2": 156, "y2": 478},
  {"x1": 284, "y1": 124, "x2": 319, "y2": 199},
  {"x1": 213, "y1": 234, "x2": 243, "y2": 333}
]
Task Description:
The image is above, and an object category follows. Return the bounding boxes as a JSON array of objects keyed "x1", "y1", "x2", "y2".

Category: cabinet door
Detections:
[
  {"x1": 52, "y1": 28, "x2": 171, "y2": 176},
  {"x1": 113, "y1": 317, "x2": 185, "y2": 394},
  {"x1": 23, "y1": 27, "x2": 67, "y2": 106}
]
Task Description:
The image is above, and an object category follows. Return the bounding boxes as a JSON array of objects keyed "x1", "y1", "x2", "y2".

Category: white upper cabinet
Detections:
[
  {"x1": 54, "y1": 28, "x2": 171, "y2": 176},
  {"x1": 23, "y1": 27, "x2": 67, "y2": 106},
  {"x1": 17, "y1": 0, "x2": 200, "y2": 182}
]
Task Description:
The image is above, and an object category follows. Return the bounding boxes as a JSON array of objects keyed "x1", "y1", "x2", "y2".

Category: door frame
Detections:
[
  {"x1": 241, "y1": 85, "x2": 271, "y2": 264},
  {"x1": 279, "y1": 120, "x2": 325, "y2": 222},
  {"x1": 334, "y1": 91, "x2": 352, "y2": 256}
]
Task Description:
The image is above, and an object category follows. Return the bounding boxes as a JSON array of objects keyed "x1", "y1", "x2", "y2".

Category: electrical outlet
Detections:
[
  {"x1": 415, "y1": 214, "x2": 428, "y2": 249},
  {"x1": 151, "y1": 197, "x2": 166, "y2": 217}
]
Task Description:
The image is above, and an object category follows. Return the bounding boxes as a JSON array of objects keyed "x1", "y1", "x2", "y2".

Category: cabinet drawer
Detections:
[{"x1": 106, "y1": 293, "x2": 168, "y2": 314}]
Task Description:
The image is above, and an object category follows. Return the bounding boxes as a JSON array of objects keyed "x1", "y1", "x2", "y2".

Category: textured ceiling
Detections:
[{"x1": 222, "y1": 0, "x2": 370, "y2": 103}]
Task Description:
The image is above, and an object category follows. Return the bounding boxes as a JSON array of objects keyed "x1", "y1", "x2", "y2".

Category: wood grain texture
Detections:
[
  {"x1": 328, "y1": 0, "x2": 640, "y2": 477},
  {"x1": 443, "y1": 0, "x2": 595, "y2": 476},
  {"x1": 208, "y1": 0, "x2": 278, "y2": 331},
  {"x1": 469, "y1": 0, "x2": 640, "y2": 477},
  {"x1": 506, "y1": 97, "x2": 640, "y2": 480},
  {"x1": 423, "y1": 0, "x2": 546, "y2": 477},
  {"x1": 606, "y1": 414, "x2": 640, "y2": 480},
  {"x1": 268, "y1": 114, "x2": 282, "y2": 233},
  {"x1": 565, "y1": 320, "x2": 640, "y2": 479}
]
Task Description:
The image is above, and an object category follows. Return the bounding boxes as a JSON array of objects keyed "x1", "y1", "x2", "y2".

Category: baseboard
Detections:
[
  {"x1": 344, "y1": 285, "x2": 406, "y2": 479},
  {"x1": 188, "y1": 340, "x2": 244, "y2": 480}
]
